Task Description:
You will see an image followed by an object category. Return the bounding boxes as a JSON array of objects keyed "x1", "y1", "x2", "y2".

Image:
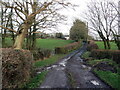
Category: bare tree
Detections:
[
  {"x1": 0, "y1": 0, "x2": 72, "y2": 49},
  {"x1": 0, "y1": 2, "x2": 17, "y2": 48},
  {"x1": 109, "y1": 1, "x2": 120, "y2": 50},
  {"x1": 0, "y1": 5, "x2": 8, "y2": 47},
  {"x1": 86, "y1": 0, "x2": 117, "y2": 49}
]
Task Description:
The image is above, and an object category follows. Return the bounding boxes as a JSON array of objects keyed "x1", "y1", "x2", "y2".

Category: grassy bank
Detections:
[
  {"x1": 94, "y1": 70, "x2": 120, "y2": 89},
  {"x1": 82, "y1": 51, "x2": 120, "y2": 90}
]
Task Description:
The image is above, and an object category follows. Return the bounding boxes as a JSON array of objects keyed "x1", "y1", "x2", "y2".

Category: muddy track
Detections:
[{"x1": 38, "y1": 44, "x2": 112, "y2": 89}]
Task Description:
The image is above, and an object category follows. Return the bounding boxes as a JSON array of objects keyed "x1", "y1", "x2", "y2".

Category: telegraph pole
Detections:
[
  {"x1": 86, "y1": 22, "x2": 88, "y2": 42},
  {"x1": 118, "y1": 1, "x2": 120, "y2": 35}
]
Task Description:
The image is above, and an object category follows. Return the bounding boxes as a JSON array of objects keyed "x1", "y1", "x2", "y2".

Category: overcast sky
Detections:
[
  {"x1": 1, "y1": 0, "x2": 119, "y2": 36},
  {"x1": 47, "y1": 0, "x2": 90, "y2": 35},
  {"x1": 47, "y1": 0, "x2": 119, "y2": 36}
]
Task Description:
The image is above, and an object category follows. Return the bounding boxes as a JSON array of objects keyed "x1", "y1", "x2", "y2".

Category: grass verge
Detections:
[
  {"x1": 88, "y1": 59, "x2": 120, "y2": 89},
  {"x1": 25, "y1": 51, "x2": 75, "y2": 88},
  {"x1": 34, "y1": 54, "x2": 67, "y2": 68},
  {"x1": 23, "y1": 71, "x2": 48, "y2": 89},
  {"x1": 87, "y1": 59, "x2": 114, "y2": 66},
  {"x1": 82, "y1": 51, "x2": 120, "y2": 89},
  {"x1": 94, "y1": 69, "x2": 120, "y2": 89},
  {"x1": 87, "y1": 59, "x2": 120, "y2": 73}
]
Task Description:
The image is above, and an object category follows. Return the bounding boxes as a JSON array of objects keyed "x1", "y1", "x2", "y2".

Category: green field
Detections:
[
  {"x1": 3, "y1": 38, "x2": 74, "y2": 50},
  {"x1": 2, "y1": 38, "x2": 14, "y2": 47},
  {"x1": 36, "y1": 39, "x2": 74, "y2": 50},
  {"x1": 95, "y1": 41, "x2": 118, "y2": 50}
]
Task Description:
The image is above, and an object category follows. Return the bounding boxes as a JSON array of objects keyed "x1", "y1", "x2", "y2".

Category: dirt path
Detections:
[{"x1": 39, "y1": 44, "x2": 111, "y2": 89}]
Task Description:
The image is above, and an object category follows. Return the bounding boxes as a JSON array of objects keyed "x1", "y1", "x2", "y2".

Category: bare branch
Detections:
[{"x1": 0, "y1": 25, "x2": 17, "y2": 33}]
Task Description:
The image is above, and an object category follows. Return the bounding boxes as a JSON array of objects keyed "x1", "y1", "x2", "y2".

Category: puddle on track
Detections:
[
  {"x1": 91, "y1": 80, "x2": 100, "y2": 86},
  {"x1": 36, "y1": 56, "x2": 71, "y2": 74}
]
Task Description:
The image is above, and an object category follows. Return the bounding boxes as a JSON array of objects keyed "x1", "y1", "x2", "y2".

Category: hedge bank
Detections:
[
  {"x1": 91, "y1": 49, "x2": 120, "y2": 64},
  {"x1": 87, "y1": 40, "x2": 99, "y2": 51},
  {"x1": 55, "y1": 42, "x2": 80, "y2": 54},
  {"x1": 2, "y1": 48, "x2": 33, "y2": 88}
]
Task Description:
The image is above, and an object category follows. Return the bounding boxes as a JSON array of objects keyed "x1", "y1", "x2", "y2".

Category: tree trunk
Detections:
[
  {"x1": 116, "y1": 41, "x2": 120, "y2": 50},
  {"x1": 26, "y1": 34, "x2": 29, "y2": 49},
  {"x1": 31, "y1": 16, "x2": 37, "y2": 50},
  {"x1": 115, "y1": 36, "x2": 120, "y2": 50},
  {"x1": 13, "y1": 24, "x2": 29, "y2": 49},
  {"x1": 106, "y1": 39, "x2": 111, "y2": 49},
  {"x1": 32, "y1": 33, "x2": 36, "y2": 50},
  {"x1": 29, "y1": 27, "x2": 32, "y2": 50},
  {"x1": 11, "y1": 31, "x2": 15, "y2": 44},
  {"x1": 103, "y1": 40, "x2": 107, "y2": 49},
  {"x1": 26, "y1": 32, "x2": 32, "y2": 50}
]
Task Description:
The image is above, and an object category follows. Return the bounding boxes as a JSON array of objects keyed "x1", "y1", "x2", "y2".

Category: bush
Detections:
[
  {"x1": 31, "y1": 48, "x2": 52, "y2": 60},
  {"x1": 112, "y1": 51, "x2": 120, "y2": 64},
  {"x1": 91, "y1": 49, "x2": 120, "y2": 64},
  {"x1": 87, "y1": 40, "x2": 98, "y2": 51},
  {"x1": 91, "y1": 49, "x2": 112, "y2": 59},
  {"x1": 2, "y1": 48, "x2": 33, "y2": 88},
  {"x1": 55, "y1": 42, "x2": 80, "y2": 54},
  {"x1": 32, "y1": 50, "x2": 44, "y2": 60}
]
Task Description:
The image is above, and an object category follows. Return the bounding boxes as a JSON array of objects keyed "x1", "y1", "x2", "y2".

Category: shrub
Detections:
[
  {"x1": 43, "y1": 49, "x2": 51, "y2": 58},
  {"x1": 31, "y1": 48, "x2": 52, "y2": 60},
  {"x1": 32, "y1": 50, "x2": 44, "y2": 60},
  {"x1": 2, "y1": 48, "x2": 33, "y2": 88},
  {"x1": 91, "y1": 49, "x2": 120, "y2": 64},
  {"x1": 112, "y1": 51, "x2": 120, "y2": 64},
  {"x1": 91, "y1": 49, "x2": 112, "y2": 59},
  {"x1": 55, "y1": 42, "x2": 80, "y2": 54},
  {"x1": 88, "y1": 40, "x2": 95, "y2": 44},
  {"x1": 87, "y1": 40, "x2": 98, "y2": 51}
]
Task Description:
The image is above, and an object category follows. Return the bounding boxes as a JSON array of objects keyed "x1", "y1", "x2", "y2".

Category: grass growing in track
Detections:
[
  {"x1": 95, "y1": 41, "x2": 118, "y2": 50},
  {"x1": 81, "y1": 51, "x2": 91, "y2": 59}
]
